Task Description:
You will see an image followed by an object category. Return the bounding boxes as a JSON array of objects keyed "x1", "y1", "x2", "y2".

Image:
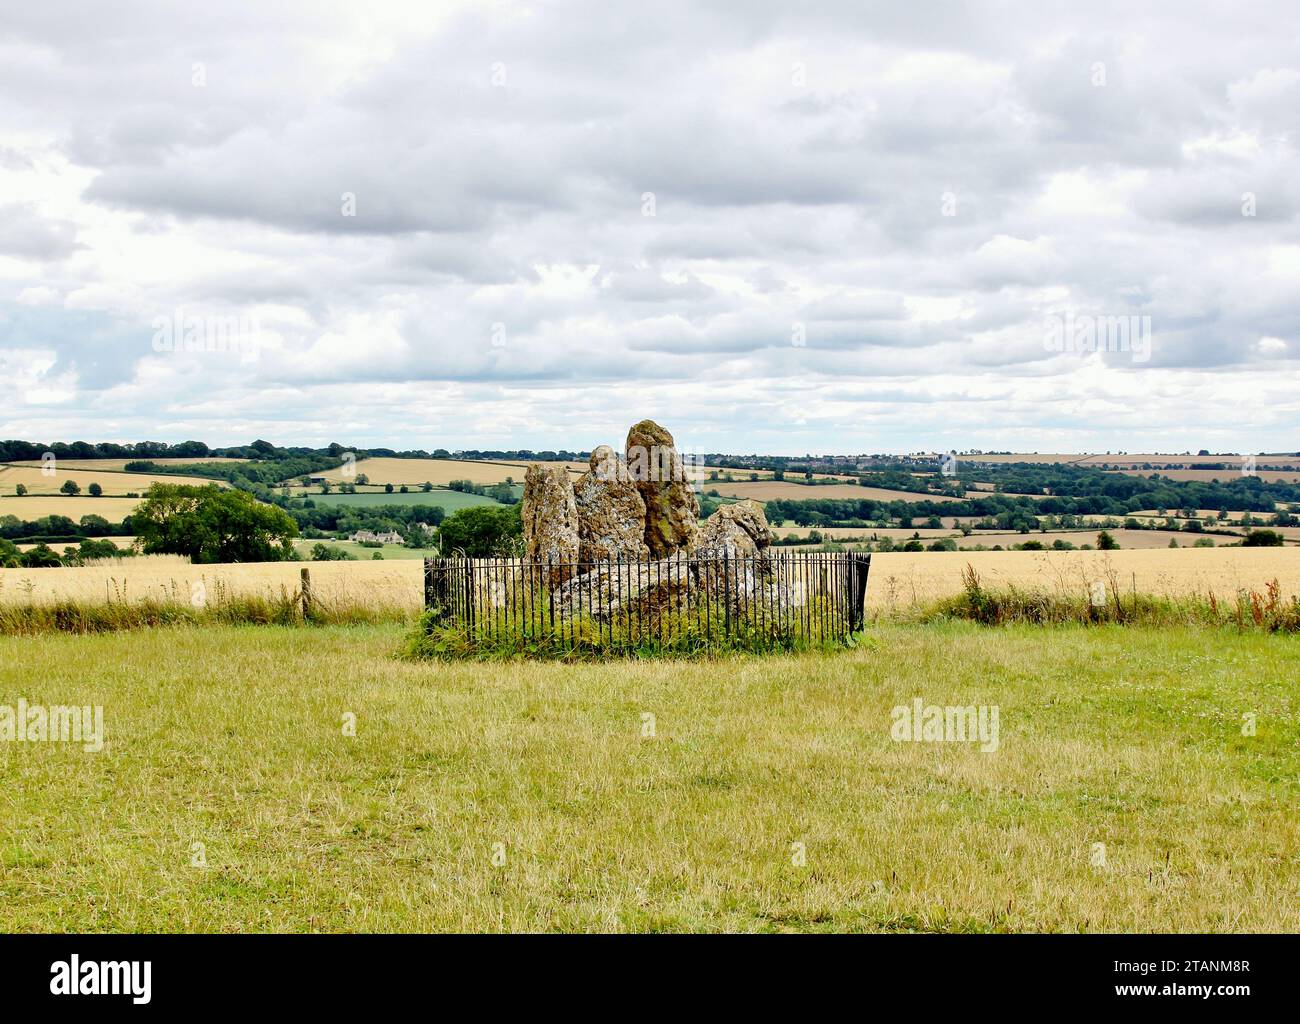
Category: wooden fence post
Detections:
[{"x1": 300, "y1": 566, "x2": 312, "y2": 620}]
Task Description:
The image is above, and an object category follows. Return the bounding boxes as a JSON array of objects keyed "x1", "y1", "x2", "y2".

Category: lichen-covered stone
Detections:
[
  {"x1": 522, "y1": 464, "x2": 578, "y2": 585},
  {"x1": 625, "y1": 419, "x2": 699, "y2": 557},
  {"x1": 695, "y1": 499, "x2": 773, "y2": 559},
  {"x1": 574, "y1": 445, "x2": 650, "y2": 564}
]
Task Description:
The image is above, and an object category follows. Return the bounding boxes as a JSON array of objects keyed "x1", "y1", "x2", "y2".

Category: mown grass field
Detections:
[{"x1": 0, "y1": 621, "x2": 1295, "y2": 932}]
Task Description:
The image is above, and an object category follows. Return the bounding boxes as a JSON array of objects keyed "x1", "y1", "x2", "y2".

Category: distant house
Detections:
[
  {"x1": 308, "y1": 475, "x2": 328, "y2": 484},
  {"x1": 349, "y1": 530, "x2": 403, "y2": 545}
]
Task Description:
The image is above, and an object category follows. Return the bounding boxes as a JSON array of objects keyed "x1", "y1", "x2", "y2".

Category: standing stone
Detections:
[
  {"x1": 625, "y1": 419, "x2": 700, "y2": 557},
  {"x1": 695, "y1": 499, "x2": 773, "y2": 559},
  {"x1": 522, "y1": 464, "x2": 579, "y2": 585},
  {"x1": 574, "y1": 445, "x2": 650, "y2": 563}
]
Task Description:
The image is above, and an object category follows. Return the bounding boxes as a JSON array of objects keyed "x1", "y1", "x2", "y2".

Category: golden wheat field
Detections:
[
  {"x1": 312, "y1": 457, "x2": 584, "y2": 486},
  {"x1": 0, "y1": 496, "x2": 143, "y2": 520},
  {"x1": 0, "y1": 463, "x2": 219, "y2": 497},
  {"x1": 0, "y1": 558, "x2": 421, "y2": 613},
  {"x1": 5, "y1": 548, "x2": 1300, "y2": 616},
  {"x1": 7, "y1": 457, "x2": 248, "y2": 471},
  {"x1": 15, "y1": 536, "x2": 137, "y2": 552},
  {"x1": 775, "y1": 527, "x2": 1222, "y2": 550},
  {"x1": 1119, "y1": 468, "x2": 1300, "y2": 483},
  {"x1": 958, "y1": 452, "x2": 1300, "y2": 468},
  {"x1": 710, "y1": 481, "x2": 960, "y2": 503},
  {"x1": 865, "y1": 548, "x2": 1300, "y2": 611}
]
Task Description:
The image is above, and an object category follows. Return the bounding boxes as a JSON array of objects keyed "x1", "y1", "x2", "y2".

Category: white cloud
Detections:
[{"x1": 0, "y1": 0, "x2": 1297, "y2": 452}]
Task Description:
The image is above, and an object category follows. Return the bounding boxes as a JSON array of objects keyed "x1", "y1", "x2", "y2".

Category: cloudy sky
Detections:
[{"x1": 1, "y1": 1, "x2": 1297, "y2": 455}]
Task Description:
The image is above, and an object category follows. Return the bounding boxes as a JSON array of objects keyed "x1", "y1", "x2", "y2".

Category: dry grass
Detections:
[
  {"x1": 0, "y1": 558, "x2": 423, "y2": 613},
  {"x1": 1118, "y1": 468, "x2": 1300, "y2": 483},
  {"x1": 9, "y1": 549, "x2": 1300, "y2": 626},
  {"x1": 865, "y1": 548, "x2": 1300, "y2": 612},
  {"x1": 0, "y1": 496, "x2": 142, "y2": 520},
  {"x1": 1, "y1": 620, "x2": 1294, "y2": 932},
  {"x1": 15, "y1": 536, "x2": 138, "y2": 553}
]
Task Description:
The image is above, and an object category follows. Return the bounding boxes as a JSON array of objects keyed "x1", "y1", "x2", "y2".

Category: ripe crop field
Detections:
[
  {"x1": 16, "y1": 536, "x2": 137, "y2": 553},
  {"x1": 709, "y1": 481, "x2": 959, "y2": 503},
  {"x1": 0, "y1": 464, "x2": 218, "y2": 497},
  {"x1": 304, "y1": 489, "x2": 510, "y2": 511},
  {"x1": 6, "y1": 548, "x2": 1299, "y2": 616},
  {"x1": 1117, "y1": 468, "x2": 1300, "y2": 483},
  {"x1": 0, "y1": 558, "x2": 422, "y2": 613},
  {"x1": 0, "y1": 496, "x2": 142, "y2": 521},
  {"x1": 314, "y1": 457, "x2": 583, "y2": 487},
  {"x1": 1, "y1": 620, "x2": 1295, "y2": 932},
  {"x1": 865, "y1": 547, "x2": 1300, "y2": 611},
  {"x1": 958, "y1": 453, "x2": 1300, "y2": 469}
]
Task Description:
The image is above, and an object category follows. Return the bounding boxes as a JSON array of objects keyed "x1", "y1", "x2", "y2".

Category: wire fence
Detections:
[{"x1": 423, "y1": 551, "x2": 870, "y2": 652}]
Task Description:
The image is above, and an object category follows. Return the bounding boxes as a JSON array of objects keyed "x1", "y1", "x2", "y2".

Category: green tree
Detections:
[
  {"x1": 133, "y1": 484, "x2": 298, "y2": 563},
  {"x1": 60, "y1": 479, "x2": 81, "y2": 495},
  {"x1": 88, "y1": 482, "x2": 103, "y2": 496},
  {"x1": 385, "y1": 483, "x2": 395, "y2": 493},
  {"x1": 437, "y1": 505, "x2": 521, "y2": 557},
  {"x1": 1242, "y1": 529, "x2": 1284, "y2": 547},
  {"x1": 1096, "y1": 530, "x2": 1119, "y2": 550},
  {"x1": 310, "y1": 542, "x2": 355, "y2": 561},
  {"x1": 15, "y1": 483, "x2": 26, "y2": 496},
  {"x1": 22, "y1": 543, "x2": 63, "y2": 567}
]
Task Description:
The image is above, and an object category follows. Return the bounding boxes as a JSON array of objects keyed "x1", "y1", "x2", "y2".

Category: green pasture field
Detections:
[{"x1": 1, "y1": 621, "x2": 1295, "y2": 932}]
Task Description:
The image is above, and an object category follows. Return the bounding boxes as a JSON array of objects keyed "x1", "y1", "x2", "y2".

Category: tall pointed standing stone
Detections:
[
  {"x1": 625, "y1": 419, "x2": 700, "y2": 557},
  {"x1": 574, "y1": 445, "x2": 650, "y2": 563},
  {"x1": 522, "y1": 464, "x2": 579, "y2": 585}
]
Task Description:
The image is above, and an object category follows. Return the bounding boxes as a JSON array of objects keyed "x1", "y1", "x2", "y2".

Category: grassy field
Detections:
[
  {"x1": 0, "y1": 496, "x2": 141, "y2": 521},
  {"x1": 303, "y1": 488, "x2": 509, "y2": 511},
  {"x1": 0, "y1": 620, "x2": 1294, "y2": 932}
]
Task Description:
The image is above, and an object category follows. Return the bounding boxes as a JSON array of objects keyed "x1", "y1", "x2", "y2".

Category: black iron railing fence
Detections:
[{"x1": 423, "y1": 551, "x2": 870, "y2": 651}]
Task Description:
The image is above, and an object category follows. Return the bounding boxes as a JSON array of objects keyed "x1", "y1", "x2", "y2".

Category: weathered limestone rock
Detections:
[
  {"x1": 522, "y1": 464, "x2": 578, "y2": 585},
  {"x1": 625, "y1": 419, "x2": 700, "y2": 557},
  {"x1": 554, "y1": 557, "x2": 694, "y2": 622},
  {"x1": 574, "y1": 445, "x2": 650, "y2": 563},
  {"x1": 695, "y1": 499, "x2": 773, "y2": 559}
]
